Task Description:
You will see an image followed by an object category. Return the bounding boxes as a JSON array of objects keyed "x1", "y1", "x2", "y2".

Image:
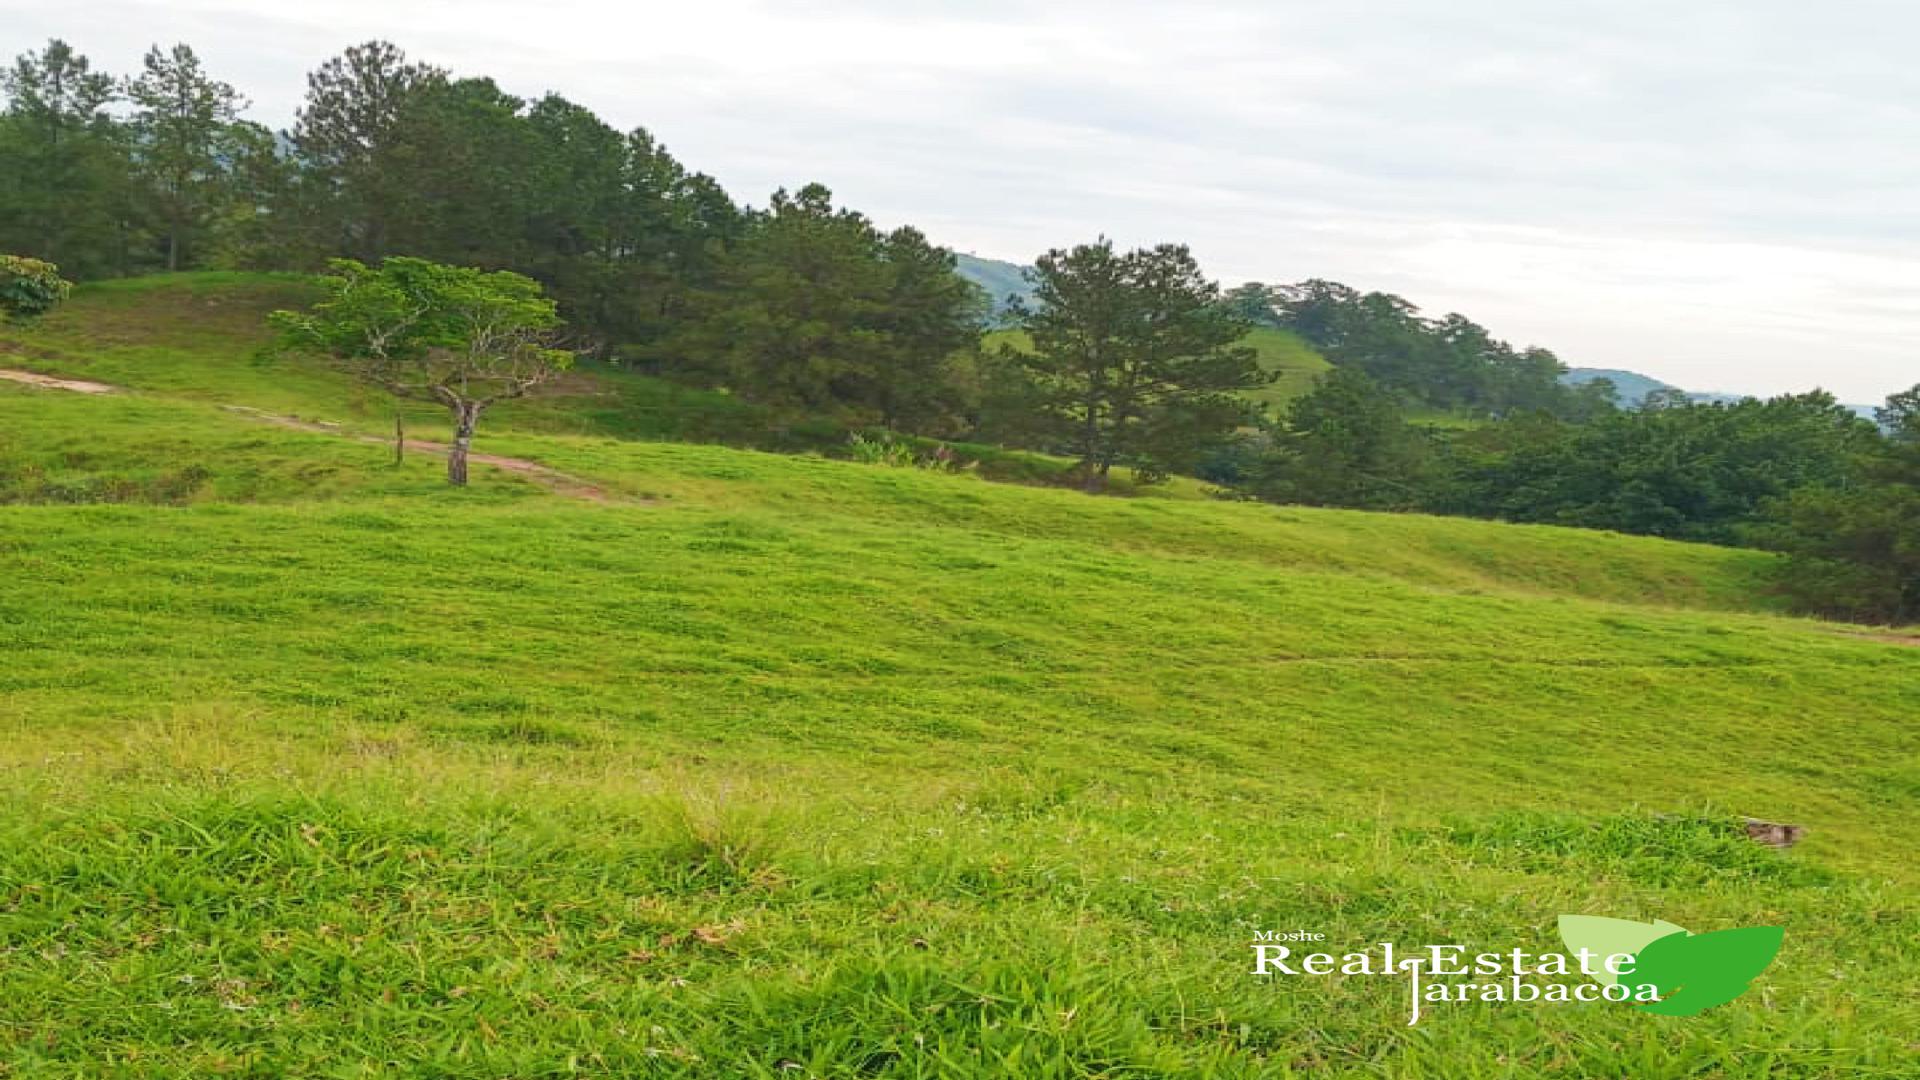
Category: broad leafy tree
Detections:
[
  {"x1": 272, "y1": 257, "x2": 573, "y2": 485},
  {"x1": 1439, "y1": 392, "x2": 1876, "y2": 543},
  {"x1": 1764, "y1": 448, "x2": 1920, "y2": 624},
  {"x1": 0, "y1": 254, "x2": 73, "y2": 321},
  {"x1": 1761, "y1": 384, "x2": 1920, "y2": 622}
]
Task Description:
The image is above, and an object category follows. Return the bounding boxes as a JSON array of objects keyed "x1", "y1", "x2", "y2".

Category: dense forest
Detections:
[{"x1": 3, "y1": 37, "x2": 1916, "y2": 622}]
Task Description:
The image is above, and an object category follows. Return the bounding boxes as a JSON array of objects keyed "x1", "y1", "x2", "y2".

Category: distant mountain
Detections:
[
  {"x1": 954, "y1": 254, "x2": 1034, "y2": 319},
  {"x1": 1561, "y1": 367, "x2": 1678, "y2": 405},
  {"x1": 1564, "y1": 367, "x2": 1877, "y2": 419}
]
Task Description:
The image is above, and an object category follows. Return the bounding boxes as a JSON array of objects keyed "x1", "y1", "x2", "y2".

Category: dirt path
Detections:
[
  {"x1": 217, "y1": 405, "x2": 615, "y2": 502},
  {"x1": 0, "y1": 368, "x2": 117, "y2": 394},
  {"x1": 1, "y1": 367, "x2": 616, "y2": 502}
]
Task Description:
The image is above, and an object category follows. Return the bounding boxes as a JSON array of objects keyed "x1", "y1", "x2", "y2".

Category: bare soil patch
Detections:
[{"x1": 0, "y1": 368, "x2": 117, "y2": 394}]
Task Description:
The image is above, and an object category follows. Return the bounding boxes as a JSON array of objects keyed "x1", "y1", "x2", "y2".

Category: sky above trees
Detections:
[{"x1": 16, "y1": 0, "x2": 1920, "y2": 399}]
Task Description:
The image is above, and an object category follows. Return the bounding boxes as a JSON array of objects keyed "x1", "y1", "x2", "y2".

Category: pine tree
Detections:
[
  {"x1": 290, "y1": 41, "x2": 443, "y2": 262},
  {"x1": 1013, "y1": 239, "x2": 1266, "y2": 488},
  {"x1": 125, "y1": 44, "x2": 246, "y2": 270},
  {"x1": 0, "y1": 40, "x2": 126, "y2": 275}
]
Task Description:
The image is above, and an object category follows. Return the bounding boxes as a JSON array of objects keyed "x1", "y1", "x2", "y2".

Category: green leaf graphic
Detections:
[
  {"x1": 1626, "y1": 926, "x2": 1785, "y2": 1016},
  {"x1": 1557, "y1": 915, "x2": 1688, "y2": 986}
]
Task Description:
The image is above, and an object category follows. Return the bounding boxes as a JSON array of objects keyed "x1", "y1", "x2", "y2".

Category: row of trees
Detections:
[
  {"x1": 1210, "y1": 374, "x2": 1920, "y2": 621},
  {"x1": 0, "y1": 42, "x2": 278, "y2": 276}
]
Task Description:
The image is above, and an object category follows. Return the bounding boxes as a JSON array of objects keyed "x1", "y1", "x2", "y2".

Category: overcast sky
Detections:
[{"x1": 11, "y1": 0, "x2": 1920, "y2": 400}]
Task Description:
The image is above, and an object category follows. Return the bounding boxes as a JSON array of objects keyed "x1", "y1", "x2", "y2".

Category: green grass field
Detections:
[
  {"x1": 1239, "y1": 327, "x2": 1333, "y2": 412},
  {"x1": 2, "y1": 276, "x2": 1917, "y2": 1077}
]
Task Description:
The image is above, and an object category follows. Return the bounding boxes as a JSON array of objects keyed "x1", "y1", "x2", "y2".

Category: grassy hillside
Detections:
[
  {"x1": 4, "y1": 274, "x2": 1194, "y2": 496},
  {"x1": 0, "y1": 273, "x2": 789, "y2": 446},
  {"x1": 954, "y1": 253, "x2": 1035, "y2": 318},
  {"x1": 2, "y1": 275, "x2": 1917, "y2": 1077},
  {"x1": 1239, "y1": 326, "x2": 1334, "y2": 411}
]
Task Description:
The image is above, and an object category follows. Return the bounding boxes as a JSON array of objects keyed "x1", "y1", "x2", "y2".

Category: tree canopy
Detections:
[
  {"x1": 270, "y1": 257, "x2": 573, "y2": 485},
  {"x1": 1010, "y1": 240, "x2": 1266, "y2": 488}
]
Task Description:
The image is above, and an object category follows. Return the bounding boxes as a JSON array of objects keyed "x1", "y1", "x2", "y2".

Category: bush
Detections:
[
  {"x1": 847, "y1": 431, "x2": 917, "y2": 468},
  {"x1": 0, "y1": 255, "x2": 74, "y2": 321},
  {"x1": 846, "y1": 431, "x2": 974, "y2": 473}
]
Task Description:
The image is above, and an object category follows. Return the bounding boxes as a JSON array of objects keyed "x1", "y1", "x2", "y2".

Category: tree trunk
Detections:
[
  {"x1": 1079, "y1": 388, "x2": 1104, "y2": 493},
  {"x1": 1079, "y1": 462, "x2": 1102, "y2": 493},
  {"x1": 393, "y1": 410, "x2": 406, "y2": 467},
  {"x1": 447, "y1": 401, "x2": 480, "y2": 486},
  {"x1": 166, "y1": 230, "x2": 178, "y2": 273}
]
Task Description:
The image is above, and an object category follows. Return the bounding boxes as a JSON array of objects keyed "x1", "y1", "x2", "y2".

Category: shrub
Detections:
[
  {"x1": 846, "y1": 431, "x2": 919, "y2": 468},
  {"x1": 847, "y1": 432, "x2": 976, "y2": 473},
  {"x1": 0, "y1": 255, "x2": 74, "y2": 322}
]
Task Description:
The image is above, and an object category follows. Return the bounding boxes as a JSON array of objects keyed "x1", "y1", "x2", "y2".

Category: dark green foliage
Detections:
[
  {"x1": 1875, "y1": 383, "x2": 1920, "y2": 444},
  {"x1": 0, "y1": 40, "x2": 128, "y2": 277},
  {"x1": 868, "y1": 225, "x2": 989, "y2": 430},
  {"x1": 287, "y1": 40, "x2": 445, "y2": 263},
  {"x1": 1265, "y1": 278, "x2": 1600, "y2": 418},
  {"x1": 672, "y1": 184, "x2": 889, "y2": 410},
  {"x1": 1762, "y1": 440, "x2": 1920, "y2": 623},
  {"x1": 1221, "y1": 379, "x2": 1905, "y2": 603},
  {"x1": 1010, "y1": 239, "x2": 1266, "y2": 488},
  {"x1": 13, "y1": 31, "x2": 1919, "y2": 583},
  {"x1": 1, "y1": 39, "x2": 281, "y2": 277},
  {"x1": 1241, "y1": 367, "x2": 1437, "y2": 509},
  {"x1": 380, "y1": 76, "x2": 544, "y2": 267},
  {"x1": 668, "y1": 184, "x2": 982, "y2": 429},
  {"x1": 1220, "y1": 280, "x2": 1283, "y2": 327},
  {"x1": 1437, "y1": 393, "x2": 1876, "y2": 544},
  {"x1": 519, "y1": 104, "x2": 745, "y2": 352},
  {"x1": 124, "y1": 44, "x2": 249, "y2": 271}
]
